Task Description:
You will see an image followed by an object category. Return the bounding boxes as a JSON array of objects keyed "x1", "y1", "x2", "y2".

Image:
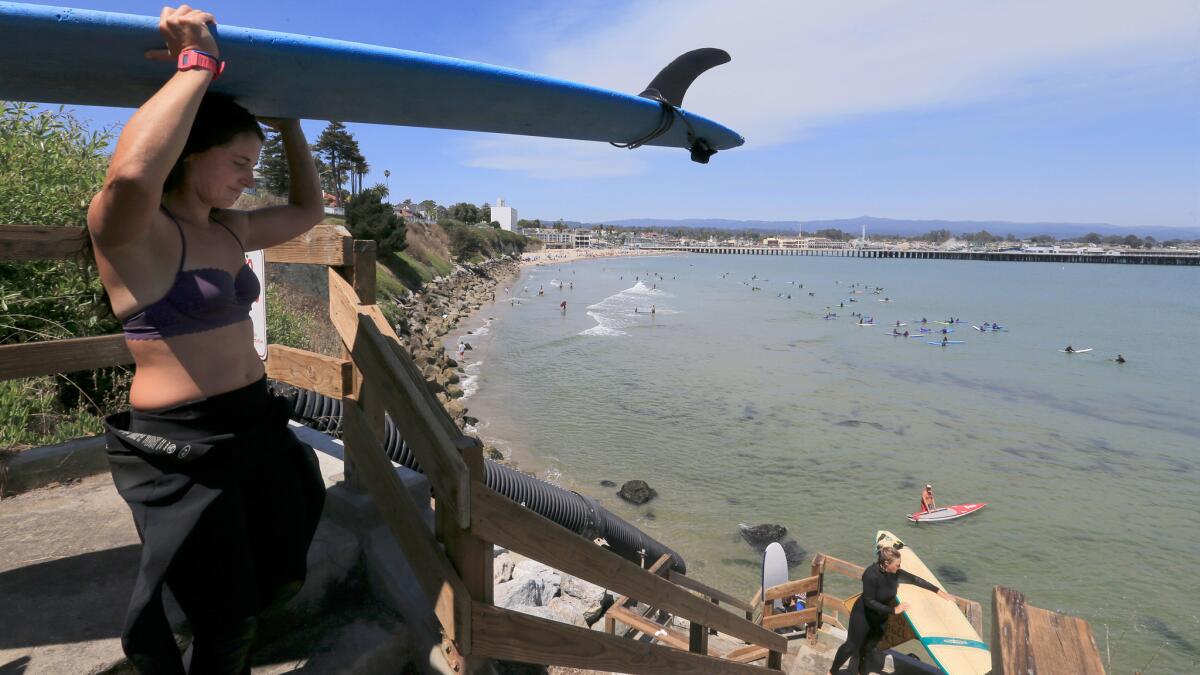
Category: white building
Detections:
[{"x1": 492, "y1": 197, "x2": 518, "y2": 232}]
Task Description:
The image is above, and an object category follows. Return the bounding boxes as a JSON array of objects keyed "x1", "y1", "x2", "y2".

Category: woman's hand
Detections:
[
  {"x1": 894, "y1": 602, "x2": 910, "y2": 615},
  {"x1": 145, "y1": 5, "x2": 219, "y2": 62},
  {"x1": 258, "y1": 117, "x2": 301, "y2": 134}
]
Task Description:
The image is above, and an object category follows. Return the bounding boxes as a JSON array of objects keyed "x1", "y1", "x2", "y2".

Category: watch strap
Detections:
[{"x1": 177, "y1": 49, "x2": 225, "y2": 80}]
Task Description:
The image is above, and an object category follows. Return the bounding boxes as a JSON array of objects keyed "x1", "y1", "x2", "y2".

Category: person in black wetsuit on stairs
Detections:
[{"x1": 828, "y1": 545, "x2": 954, "y2": 674}]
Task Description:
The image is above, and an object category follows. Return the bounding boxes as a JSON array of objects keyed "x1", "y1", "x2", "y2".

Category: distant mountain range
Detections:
[{"x1": 532, "y1": 216, "x2": 1199, "y2": 240}]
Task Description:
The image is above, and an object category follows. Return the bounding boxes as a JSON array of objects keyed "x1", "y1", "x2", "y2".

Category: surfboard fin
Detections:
[
  {"x1": 639, "y1": 48, "x2": 731, "y2": 108},
  {"x1": 612, "y1": 49, "x2": 730, "y2": 162}
]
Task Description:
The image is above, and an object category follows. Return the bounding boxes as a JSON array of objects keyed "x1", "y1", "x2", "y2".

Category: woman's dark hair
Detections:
[{"x1": 163, "y1": 93, "x2": 263, "y2": 192}]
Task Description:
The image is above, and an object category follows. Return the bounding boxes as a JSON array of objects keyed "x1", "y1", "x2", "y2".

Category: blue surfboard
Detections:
[{"x1": 0, "y1": 3, "x2": 743, "y2": 158}]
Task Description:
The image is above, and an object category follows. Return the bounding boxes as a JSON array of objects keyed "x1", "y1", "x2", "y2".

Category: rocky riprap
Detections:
[{"x1": 388, "y1": 256, "x2": 519, "y2": 449}]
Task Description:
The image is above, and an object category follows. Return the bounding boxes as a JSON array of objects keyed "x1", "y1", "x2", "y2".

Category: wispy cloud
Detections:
[
  {"x1": 461, "y1": 0, "x2": 1196, "y2": 175},
  {"x1": 461, "y1": 135, "x2": 652, "y2": 179}
]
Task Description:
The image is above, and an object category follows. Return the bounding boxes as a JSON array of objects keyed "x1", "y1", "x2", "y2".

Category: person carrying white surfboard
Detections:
[{"x1": 828, "y1": 546, "x2": 953, "y2": 675}]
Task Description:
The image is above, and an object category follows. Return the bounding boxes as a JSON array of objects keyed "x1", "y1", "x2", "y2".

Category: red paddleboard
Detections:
[{"x1": 908, "y1": 503, "x2": 987, "y2": 523}]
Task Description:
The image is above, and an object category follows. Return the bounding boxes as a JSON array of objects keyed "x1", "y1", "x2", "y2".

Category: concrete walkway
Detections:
[{"x1": 0, "y1": 422, "x2": 429, "y2": 674}]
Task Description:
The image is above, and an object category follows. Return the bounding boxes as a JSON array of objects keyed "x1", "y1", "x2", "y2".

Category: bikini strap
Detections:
[
  {"x1": 159, "y1": 205, "x2": 187, "y2": 274},
  {"x1": 209, "y1": 213, "x2": 246, "y2": 252}
]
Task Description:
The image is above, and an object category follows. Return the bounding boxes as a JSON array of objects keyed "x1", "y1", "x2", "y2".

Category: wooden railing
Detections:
[{"x1": 1, "y1": 224, "x2": 788, "y2": 673}]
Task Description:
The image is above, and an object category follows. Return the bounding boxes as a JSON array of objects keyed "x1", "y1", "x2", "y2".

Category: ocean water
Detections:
[{"x1": 457, "y1": 254, "x2": 1199, "y2": 672}]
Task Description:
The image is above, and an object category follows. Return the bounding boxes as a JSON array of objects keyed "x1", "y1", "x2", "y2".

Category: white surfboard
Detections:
[{"x1": 761, "y1": 542, "x2": 789, "y2": 614}]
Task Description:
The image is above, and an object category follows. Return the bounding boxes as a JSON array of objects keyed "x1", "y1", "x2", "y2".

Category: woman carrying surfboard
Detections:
[
  {"x1": 828, "y1": 546, "x2": 953, "y2": 675},
  {"x1": 88, "y1": 6, "x2": 326, "y2": 672}
]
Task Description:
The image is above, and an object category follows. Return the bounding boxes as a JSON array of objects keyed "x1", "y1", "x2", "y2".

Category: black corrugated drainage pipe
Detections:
[{"x1": 280, "y1": 385, "x2": 686, "y2": 574}]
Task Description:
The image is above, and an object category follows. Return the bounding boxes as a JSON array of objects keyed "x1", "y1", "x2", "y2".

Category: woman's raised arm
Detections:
[{"x1": 88, "y1": 6, "x2": 219, "y2": 246}]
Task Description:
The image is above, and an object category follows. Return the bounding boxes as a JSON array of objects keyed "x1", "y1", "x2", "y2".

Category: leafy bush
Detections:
[{"x1": 1, "y1": 102, "x2": 130, "y2": 447}]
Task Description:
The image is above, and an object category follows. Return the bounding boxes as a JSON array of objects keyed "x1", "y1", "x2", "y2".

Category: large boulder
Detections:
[
  {"x1": 617, "y1": 480, "x2": 657, "y2": 505},
  {"x1": 780, "y1": 539, "x2": 808, "y2": 567},
  {"x1": 512, "y1": 560, "x2": 561, "y2": 600},
  {"x1": 739, "y1": 523, "x2": 787, "y2": 550},
  {"x1": 494, "y1": 575, "x2": 545, "y2": 609},
  {"x1": 560, "y1": 575, "x2": 606, "y2": 607},
  {"x1": 546, "y1": 596, "x2": 588, "y2": 628}
]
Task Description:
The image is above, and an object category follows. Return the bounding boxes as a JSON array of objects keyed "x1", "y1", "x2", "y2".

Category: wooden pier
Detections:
[{"x1": 639, "y1": 244, "x2": 1200, "y2": 265}]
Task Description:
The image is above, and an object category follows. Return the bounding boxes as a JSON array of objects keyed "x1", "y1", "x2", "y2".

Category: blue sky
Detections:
[{"x1": 27, "y1": 0, "x2": 1200, "y2": 230}]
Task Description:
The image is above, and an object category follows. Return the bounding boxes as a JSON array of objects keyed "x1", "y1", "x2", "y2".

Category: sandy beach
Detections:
[{"x1": 520, "y1": 247, "x2": 679, "y2": 267}]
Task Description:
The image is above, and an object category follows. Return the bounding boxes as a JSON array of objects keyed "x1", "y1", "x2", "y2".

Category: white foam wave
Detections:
[
  {"x1": 578, "y1": 282, "x2": 678, "y2": 337},
  {"x1": 460, "y1": 360, "x2": 483, "y2": 399}
]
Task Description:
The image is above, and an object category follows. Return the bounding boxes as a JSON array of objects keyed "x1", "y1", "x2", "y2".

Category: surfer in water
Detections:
[
  {"x1": 559, "y1": 300, "x2": 567, "y2": 314},
  {"x1": 919, "y1": 484, "x2": 936, "y2": 513},
  {"x1": 829, "y1": 546, "x2": 952, "y2": 675},
  {"x1": 1064, "y1": 344, "x2": 1075, "y2": 353},
  {"x1": 86, "y1": 6, "x2": 326, "y2": 672},
  {"x1": 1115, "y1": 354, "x2": 1126, "y2": 363}
]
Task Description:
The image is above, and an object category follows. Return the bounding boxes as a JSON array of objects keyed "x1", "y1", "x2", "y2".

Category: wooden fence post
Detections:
[
  {"x1": 440, "y1": 436, "x2": 492, "y2": 671},
  {"x1": 808, "y1": 555, "x2": 825, "y2": 643},
  {"x1": 335, "y1": 239, "x2": 378, "y2": 489}
]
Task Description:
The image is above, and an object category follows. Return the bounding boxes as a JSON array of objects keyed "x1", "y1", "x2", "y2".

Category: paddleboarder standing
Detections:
[{"x1": 920, "y1": 484, "x2": 936, "y2": 513}]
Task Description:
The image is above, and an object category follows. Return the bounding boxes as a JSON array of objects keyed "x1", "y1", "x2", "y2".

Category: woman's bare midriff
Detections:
[{"x1": 127, "y1": 320, "x2": 265, "y2": 410}]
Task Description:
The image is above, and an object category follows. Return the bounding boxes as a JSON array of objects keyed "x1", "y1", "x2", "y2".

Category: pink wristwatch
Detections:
[{"x1": 177, "y1": 49, "x2": 225, "y2": 80}]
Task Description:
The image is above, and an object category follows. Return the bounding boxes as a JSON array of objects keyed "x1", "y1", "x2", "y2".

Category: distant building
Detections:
[{"x1": 492, "y1": 198, "x2": 518, "y2": 231}]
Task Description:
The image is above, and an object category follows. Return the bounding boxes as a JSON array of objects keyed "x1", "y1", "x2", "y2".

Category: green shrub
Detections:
[{"x1": 1, "y1": 101, "x2": 127, "y2": 447}]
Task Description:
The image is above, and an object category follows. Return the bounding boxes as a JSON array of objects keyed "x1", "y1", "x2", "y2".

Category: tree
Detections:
[
  {"x1": 313, "y1": 122, "x2": 362, "y2": 207},
  {"x1": 1082, "y1": 232, "x2": 1102, "y2": 245},
  {"x1": 1030, "y1": 234, "x2": 1056, "y2": 245},
  {"x1": 1142, "y1": 235, "x2": 1157, "y2": 249},
  {"x1": 347, "y1": 185, "x2": 406, "y2": 256},
  {"x1": 449, "y1": 202, "x2": 481, "y2": 224},
  {"x1": 1122, "y1": 234, "x2": 1143, "y2": 249},
  {"x1": 257, "y1": 129, "x2": 290, "y2": 197},
  {"x1": 553, "y1": 219, "x2": 566, "y2": 232}
]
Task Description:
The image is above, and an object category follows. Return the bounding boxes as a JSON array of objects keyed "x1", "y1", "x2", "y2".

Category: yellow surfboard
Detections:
[{"x1": 874, "y1": 530, "x2": 991, "y2": 675}]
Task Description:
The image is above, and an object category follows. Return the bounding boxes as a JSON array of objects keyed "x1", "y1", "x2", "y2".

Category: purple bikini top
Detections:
[{"x1": 121, "y1": 206, "x2": 260, "y2": 341}]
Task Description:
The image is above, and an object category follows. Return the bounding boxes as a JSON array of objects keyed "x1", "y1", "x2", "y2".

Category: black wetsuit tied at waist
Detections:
[{"x1": 103, "y1": 378, "x2": 325, "y2": 674}]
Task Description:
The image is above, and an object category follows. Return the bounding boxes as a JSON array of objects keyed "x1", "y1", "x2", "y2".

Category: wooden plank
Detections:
[
  {"x1": 0, "y1": 225, "x2": 88, "y2": 261},
  {"x1": 668, "y1": 571, "x2": 753, "y2": 613},
  {"x1": 265, "y1": 223, "x2": 352, "y2": 265},
  {"x1": 0, "y1": 334, "x2": 131, "y2": 381},
  {"x1": 763, "y1": 575, "x2": 820, "y2": 602},
  {"x1": 957, "y1": 597, "x2": 985, "y2": 636},
  {"x1": 607, "y1": 605, "x2": 692, "y2": 652},
  {"x1": 472, "y1": 603, "x2": 773, "y2": 675},
  {"x1": 340, "y1": 397, "x2": 470, "y2": 646},
  {"x1": 761, "y1": 606, "x2": 820, "y2": 630},
  {"x1": 878, "y1": 613, "x2": 917, "y2": 651},
  {"x1": 328, "y1": 270, "x2": 470, "y2": 525},
  {"x1": 992, "y1": 586, "x2": 1104, "y2": 675},
  {"x1": 265, "y1": 344, "x2": 351, "y2": 399},
  {"x1": 353, "y1": 316, "x2": 470, "y2": 528},
  {"x1": 471, "y1": 483, "x2": 787, "y2": 653},
  {"x1": 349, "y1": 239, "x2": 376, "y2": 304},
  {"x1": 821, "y1": 593, "x2": 846, "y2": 614},
  {"x1": 817, "y1": 554, "x2": 864, "y2": 580},
  {"x1": 723, "y1": 644, "x2": 767, "y2": 664},
  {"x1": 1026, "y1": 604, "x2": 1104, "y2": 674},
  {"x1": 441, "y1": 435, "x2": 492, "y2": 605}
]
